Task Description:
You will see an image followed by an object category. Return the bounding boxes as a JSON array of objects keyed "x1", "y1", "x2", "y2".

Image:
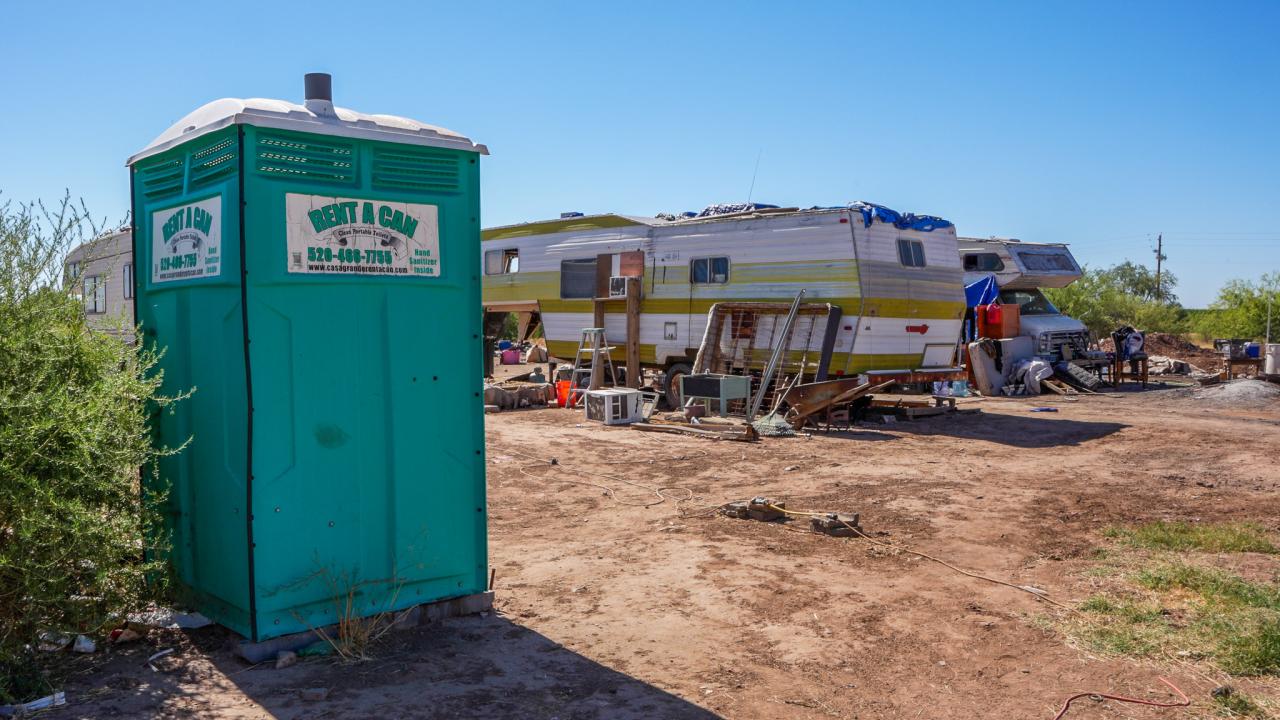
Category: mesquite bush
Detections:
[{"x1": 0, "y1": 196, "x2": 183, "y2": 702}]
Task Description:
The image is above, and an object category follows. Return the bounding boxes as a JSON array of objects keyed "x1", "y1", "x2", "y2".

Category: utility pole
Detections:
[
  {"x1": 1267, "y1": 287, "x2": 1273, "y2": 344},
  {"x1": 1153, "y1": 233, "x2": 1164, "y2": 302}
]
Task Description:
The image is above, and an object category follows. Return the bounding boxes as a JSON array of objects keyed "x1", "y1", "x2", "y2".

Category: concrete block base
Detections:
[{"x1": 235, "y1": 590, "x2": 494, "y2": 664}]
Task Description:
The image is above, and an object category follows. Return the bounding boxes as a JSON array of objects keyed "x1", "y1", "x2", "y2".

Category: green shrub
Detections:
[
  {"x1": 0, "y1": 197, "x2": 183, "y2": 703},
  {"x1": 1192, "y1": 274, "x2": 1280, "y2": 341},
  {"x1": 1044, "y1": 262, "x2": 1189, "y2": 339}
]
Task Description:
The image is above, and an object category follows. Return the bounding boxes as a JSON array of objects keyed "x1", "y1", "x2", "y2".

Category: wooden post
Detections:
[
  {"x1": 626, "y1": 277, "x2": 641, "y2": 388},
  {"x1": 592, "y1": 298, "x2": 606, "y2": 330}
]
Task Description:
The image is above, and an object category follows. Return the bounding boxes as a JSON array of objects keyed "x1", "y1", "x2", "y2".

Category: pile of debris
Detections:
[
  {"x1": 483, "y1": 383, "x2": 554, "y2": 412},
  {"x1": 1100, "y1": 332, "x2": 1222, "y2": 373},
  {"x1": 632, "y1": 413, "x2": 759, "y2": 442},
  {"x1": 1189, "y1": 379, "x2": 1280, "y2": 409},
  {"x1": 720, "y1": 496, "x2": 862, "y2": 538}
]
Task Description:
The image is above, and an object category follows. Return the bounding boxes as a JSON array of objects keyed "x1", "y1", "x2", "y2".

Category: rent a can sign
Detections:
[
  {"x1": 285, "y1": 193, "x2": 440, "y2": 277},
  {"x1": 152, "y1": 197, "x2": 222, "y2": 283}
]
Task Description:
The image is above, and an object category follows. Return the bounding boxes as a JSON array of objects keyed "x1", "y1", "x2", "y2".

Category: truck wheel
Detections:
[{"x1": 662, "y1": 362, "x2": 691, "y2": 410}]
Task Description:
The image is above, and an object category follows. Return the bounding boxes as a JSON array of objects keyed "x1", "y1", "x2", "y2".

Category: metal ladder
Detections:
[{"x1": 568, "y1": 328, "x2": 618, "y2": 407}]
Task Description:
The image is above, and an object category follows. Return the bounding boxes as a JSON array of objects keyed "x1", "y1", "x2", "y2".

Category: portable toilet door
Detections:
[{"x1": 128, "y1": 74, "x2": 490, "y2": 642}]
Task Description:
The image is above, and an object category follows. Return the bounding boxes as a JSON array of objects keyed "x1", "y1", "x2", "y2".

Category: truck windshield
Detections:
[{"x1": 999, "y1": 288, "x2": 1060, "y2": 316}]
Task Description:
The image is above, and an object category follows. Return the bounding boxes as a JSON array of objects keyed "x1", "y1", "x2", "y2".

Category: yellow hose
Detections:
[{"x1": 765, "y1": 504, "x2": 1078, "y2": 613}]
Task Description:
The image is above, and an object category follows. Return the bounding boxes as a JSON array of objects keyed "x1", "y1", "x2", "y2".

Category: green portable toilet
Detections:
[{"x1": 128, "y1": 74, "x2": 490, "y2": 642}]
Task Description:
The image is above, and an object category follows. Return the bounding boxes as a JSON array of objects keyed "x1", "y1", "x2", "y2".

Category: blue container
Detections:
[{"x1": 1246, "y1": 342, "x2": 1261, "y2": 358}]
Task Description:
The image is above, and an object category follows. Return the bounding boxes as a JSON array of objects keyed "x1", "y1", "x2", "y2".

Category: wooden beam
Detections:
[
  {"x1": 592, "y1": 298, "x2": 605, "y2": 330},
  {"x1": 625, "y1": 277, "x2": 641, "y2": 388}
]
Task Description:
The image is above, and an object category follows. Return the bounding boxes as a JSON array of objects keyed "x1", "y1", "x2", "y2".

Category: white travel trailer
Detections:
[
  {"x1": 483, "y1": 202, "x2": 969, "y2": 402},
  {"x1": 958, "y1": 237, "x2": 1089, "y2": 357}
]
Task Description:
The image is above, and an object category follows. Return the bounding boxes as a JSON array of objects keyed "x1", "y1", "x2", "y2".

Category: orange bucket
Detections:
[{"x1": 555, "y1": 380, "x2": 572, "y2": 408}]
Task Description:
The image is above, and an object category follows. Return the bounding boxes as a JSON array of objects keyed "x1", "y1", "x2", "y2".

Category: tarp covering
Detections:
[
  {"x1": 964, "y1": 275, "x2": 999, "y2": 309},
  {"x1": 849, "y1": 201, "x2": 954, "y2": 232},
  {"x1": 695, "y1": 202, "x2": 780, "y2": 218}
]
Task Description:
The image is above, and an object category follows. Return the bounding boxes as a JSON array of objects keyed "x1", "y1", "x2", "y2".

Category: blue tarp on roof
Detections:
[
  {"x1": 964, "y1": 275, "x2": 999, "y2": 308},
  {"x1": 849, "y1": 201, "x2": 954, "y2": 232}
]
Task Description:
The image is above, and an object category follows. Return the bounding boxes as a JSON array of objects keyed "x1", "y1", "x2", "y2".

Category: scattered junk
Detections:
[
  {"x1": 275, "y1": 650, "x2": 298, "y2": 669},
  {"x1": 110, "y1": 628, "x2": 143, "y2": 644},
  {"x1": 36, "y1": 631, "x2": 71, "y2": 652},
  {"x1": 1147, "y1": 355, "x2": 1201, "y2": 375},
  {"x1": 525, "y1": 339, "x2": 550, "y2": 363},
  {"x1": 71, "y1": 635, "x2": 96, "y2": 654},
  {"x1": 811, "y1": 512, "x2": 863, "y2": 537},
  {"x1": 128, "y1": 607, "x2": 213, "y2": 630},
  {"x1": 300, "y1": 687, "x2": 331, "y2": 702},
  {"x1": 751, "y1": 413, "x2": 799, "y2": 437},
  {"x1": 147, "y1": 648, "x2": 177, "y2": 673},
  {"x1": 483, "y1": 382, "x2": 555, "y2": 412},
  {"x1": 774, "y1": 377, "x2": 894, "y2": 430},
  {"x1": 868, "y1": 394, "x2": 962, "y2": 421},
  {"x1": 720, "y1": 497, "x2": 863, "y2": 538},
  {"x1": 631, "y1": 418, "x2": 759, "y2": 442},
  {"x1": 583, "y1": 387, "x2": 643, "y2": 425},
  {"x1": 967, "y1": 337, "x2": 1032, "y2": 396},
  {"x1": 679, "y1": 373, "x2": 751, "y2": 418},
  {"x1": 720, "y1": 497, "x2": 787, "y2": 521},
  {"x1": 1217, "y1": 338, "x2": 1266, "y2": 380},
  {"x1": 0, "y1": 691, "x2": 67, "y2": 717}
]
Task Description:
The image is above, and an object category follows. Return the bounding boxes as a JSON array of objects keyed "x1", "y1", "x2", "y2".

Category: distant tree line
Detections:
[{"x1": 1044, "y1": 261, "x2": 1279, "y2": 342}]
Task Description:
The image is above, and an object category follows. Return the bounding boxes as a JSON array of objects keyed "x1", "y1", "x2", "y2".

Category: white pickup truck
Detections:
[{"x1": 959, "y1": 237, "x2": 1090, "y2": 359}]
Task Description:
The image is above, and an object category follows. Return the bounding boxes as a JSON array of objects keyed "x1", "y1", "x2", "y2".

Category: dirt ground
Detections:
[{"x1": 45, "y1": 379, "x2": 1280, "y2": 719}]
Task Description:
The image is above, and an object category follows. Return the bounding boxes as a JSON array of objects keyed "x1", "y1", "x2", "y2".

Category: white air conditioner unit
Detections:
[
  {"x1": 583, "y1": 388, "x2": 642, "y2": 425},
  {"x1": 608, "y1": 276, "x2": 628, "y2": 298}
]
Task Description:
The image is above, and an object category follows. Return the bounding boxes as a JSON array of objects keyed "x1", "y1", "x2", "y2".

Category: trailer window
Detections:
[
  {"x1": 560, "y1": 258, "x2": 597, "y2": 299},
  {"x1": 83, "y1": 276, "x2": 106, "y2": 314},
  {"x1": 962, "y1": 252, "x2": 1004, "y2": 272},
  {"x1": 897, "y1": 239, "x2": 926, "y2": 268},
  {"x1": 485, "y1": 248, "x2": 519, "y2": 275},
  {"x1": 1016, "y1": 250, "x2": 1075, "y2": 272},
  {"x1": 691, "y1": 256, "x2": 729, "y2": 284}
]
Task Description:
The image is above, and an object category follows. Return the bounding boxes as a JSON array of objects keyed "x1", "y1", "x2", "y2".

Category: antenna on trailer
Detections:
[{"x1": 746, "y1": 148, "x2": 763, "y2": 204}]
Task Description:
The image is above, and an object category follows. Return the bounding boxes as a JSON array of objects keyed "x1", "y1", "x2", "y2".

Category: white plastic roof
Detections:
[{"x1": 128, "y1": 97, "x2": 487, "y2": 165}]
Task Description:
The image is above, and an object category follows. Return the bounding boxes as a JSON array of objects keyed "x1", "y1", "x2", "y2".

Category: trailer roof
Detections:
[
  {"x1": 484, "y1": 202, "x2": 954, "y2": 242},
  {"x1": 128, "y1": 97, "x2": 488, "y2": 165},
  {"x1": 483, "y1": 213, "x2": 661, "y2": 241},
  {"x1": 958, "y1": 236, "x2": 1071, "y2": 248}
]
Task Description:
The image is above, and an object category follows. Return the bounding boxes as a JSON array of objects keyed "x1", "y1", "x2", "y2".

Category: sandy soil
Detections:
[{"x1": 44, "y1": 381, "x2": 1280, "y2": 719}]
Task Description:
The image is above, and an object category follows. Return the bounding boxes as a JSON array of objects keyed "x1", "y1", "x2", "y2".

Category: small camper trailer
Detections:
[
  {"x1": 482, "y1": 203, "x2": 967, "y2": 402},
  {"x1": 958, "y1": 237, "x2": 1089, "y2": 358},
  {"x1": 958, "y1": 237, "x2": 1082, "y2": 290}
]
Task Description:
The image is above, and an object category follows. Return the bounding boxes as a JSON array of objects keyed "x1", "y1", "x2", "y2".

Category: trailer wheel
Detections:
[{"x1": 662, "y1": 362, "x2": 691, "y2": 410}]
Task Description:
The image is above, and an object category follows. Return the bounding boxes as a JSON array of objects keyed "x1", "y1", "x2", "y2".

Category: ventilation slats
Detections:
[
  {"x1": 372, "y1": 147, "x2": 459, "y2": 192},
  {"x1": 138, "y1": 157, "x2": 184, "y2": 200},
  {"x1": 188, "y1": 137, "x2": 237, "y2": 189},
  {"x1": 256, "y1": 133, "x2": 354, "y2": 183}
]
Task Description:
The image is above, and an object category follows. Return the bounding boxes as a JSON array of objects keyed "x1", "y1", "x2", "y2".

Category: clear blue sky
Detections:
[{"x1": 3, "y1": 1, "x2": 1277, "y2": 306}]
